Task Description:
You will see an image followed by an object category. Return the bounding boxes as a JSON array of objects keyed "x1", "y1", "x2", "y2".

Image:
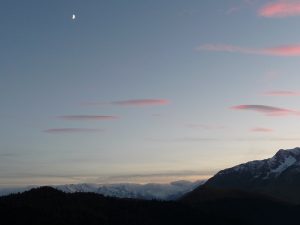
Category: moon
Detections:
[{"x1": 72, "y1": 14, "x2": 76, "y2": 20}]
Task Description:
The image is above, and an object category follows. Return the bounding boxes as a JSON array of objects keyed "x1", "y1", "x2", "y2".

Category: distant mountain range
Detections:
[
  {"x1": 55, "y1": 180, "x2": 204, "y2": 200},
  {"x1": 0, "y1": 180, "x2": 204, "y2": 200},
  {"x1": 3, "y1": 148, "x2": 300, "y2": 224},
  {"x1": 185, "y1": 147, "x2": 300, "y2": 204},
  {"x1": 4, "y1": 147, "x2": 300, "y2": 204}
]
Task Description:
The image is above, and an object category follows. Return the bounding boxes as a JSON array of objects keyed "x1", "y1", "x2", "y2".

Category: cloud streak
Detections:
[
  {"x1": 231, "y1": 105, "x2": 300, "y2": 116},
  {"x1": 146, "y1": 137, "x2": 218, "y2": 142},
  {"x1": 44, "y1": 128, "x2": 104, "y2": 134},
  {"x1": 251, "y1": 127, "x2": 274, "y2": 132},
  {"x1": 225, "y1": 0, "x2": 258, "y2": 15},
  {"x1": 197, "y1": 44, "x2": 300, "y2": 56},
  {"x1": 263, "y1": 90, "x2": 300, "y2": 96},
  {"x1": 57, "y1": 115, "x2": 118, "y2": 121},
  {"x1": 186, "y1": 124, "x2": 226, "y2": 130},
  {"x1": 226, "y1": 6, "x2": 241, "y2": 15},
  {"x1": 259, "y1": 0, "x2": 300, "y2": 18},
  {"x1": 111, "y1": 99, "x2": 169, "y2": 107}
]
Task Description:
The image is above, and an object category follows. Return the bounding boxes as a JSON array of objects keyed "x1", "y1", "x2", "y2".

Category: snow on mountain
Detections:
[
  {"x1": 55, "y1": 180, "x2": 205, "y2": 200},
  {"x1": 0, "y1": 180, "x2": 205, "y2": 200},
  {"x1": 204, "y1": 147, "x2": 300, "y2": 203},
  {"x1": 270, "y1": 155, "x2": 296, "y2": 174},
  {"x1": 218, "y1": 147, "x2": 300, "y2": 179}
]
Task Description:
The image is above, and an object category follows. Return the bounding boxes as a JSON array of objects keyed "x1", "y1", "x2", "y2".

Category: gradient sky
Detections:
[{"x1": 2, "y1": 0, "x2": 300, "y2": 186}]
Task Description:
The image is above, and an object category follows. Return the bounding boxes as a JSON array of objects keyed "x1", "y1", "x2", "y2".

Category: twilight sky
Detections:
[{"x1": 2, "y1": 0, "x2": 300, "y2": 186}]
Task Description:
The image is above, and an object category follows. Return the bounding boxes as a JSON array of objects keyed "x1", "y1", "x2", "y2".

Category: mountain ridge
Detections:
[
  {"x1": 199, "y1": 147, "x2": 300, "y2": 203},
  {"x1": 2, "y1": 185, "x2": 300, "y2": 225},
  {"x1": 0, "y1": 180, "x2": 205, "y2": 200}
]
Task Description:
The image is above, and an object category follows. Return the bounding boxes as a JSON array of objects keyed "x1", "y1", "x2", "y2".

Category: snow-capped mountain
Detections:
[
  {"x1": 204, "y1": 147, "x2": 300, "y2": 203},
  {"x1": 55, "y1": 180, "x2": 205, "y2": 200},
  {"x1": 0, "y1": 180, "x2": 205, "y2": 200}
]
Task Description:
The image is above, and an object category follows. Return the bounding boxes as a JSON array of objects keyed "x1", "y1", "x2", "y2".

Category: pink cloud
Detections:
[
  {"x1": 197, "y1": 44, "x2": 300, "y2": 56},
  {"x1": 259, "y1": 0, "x2": 300, "y2": 18},
  {"x1": 251, "y1": 127, "x2": 274, "y2": 132},
  {"x1": 111, "y1": 99, "x2": 169, "y2": 107},
  {"x1": 57, "y1": 115, "x2": 118, "y2": 120},
  {"x1": 265, "y1": 45, "x2": 300, "y2": 56},
  {"x1": 263, "y1": 90, "x2": 300, "y2": 96},
  {"x1": 231, "y1": 105, "x2": 300, "y2": 116},
  {"x1": 44, "y1": 128, "x2": 104, "y2": 134}
]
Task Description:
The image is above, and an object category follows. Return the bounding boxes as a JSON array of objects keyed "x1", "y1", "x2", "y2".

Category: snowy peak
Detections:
[
  {"x1": 268, "y1": 148, "x2": 300, "y2": 175},
  {"x1": 204, "y1": 147, "x2": 300, "y2": 203},
  {"x1": 218, "y1": 147, "x2": 300, "y2": 179},
  {"x1": 54, "y1": 180, "x2": 205, "y2": 200}
]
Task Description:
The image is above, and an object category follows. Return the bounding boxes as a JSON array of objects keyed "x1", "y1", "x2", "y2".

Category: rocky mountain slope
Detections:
[{"x1": 200, "y1": 147, "x2": 300, "y2": 203}]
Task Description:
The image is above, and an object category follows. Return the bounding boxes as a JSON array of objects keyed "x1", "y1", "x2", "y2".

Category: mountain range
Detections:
[
  {"x1": 0, "y1": 180, "x2": 204, "y2": 200},
  {"x1": 4, "y1": 147, "x2": 300, "y2": 203},
  {"x1": 55, "y1": 180, "x2": 204, "y2": 200},
  {"x1": 191, "y1": 147, "x2": 300, "y2": 203},
  {"x1": 3, "y1": 147, "x2": 300, "y2": 224},
  {"x1": 1, "y1": 182, "x2": 299, "y2": 225}
]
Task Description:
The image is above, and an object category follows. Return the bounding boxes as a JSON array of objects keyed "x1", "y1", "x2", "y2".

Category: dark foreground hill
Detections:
[
  {"x1": 1, "y1": 186, "x2": 300, "y2": 225},
  {"x1": 0, "y1": 186, "x2": 231, "y2": 225}
]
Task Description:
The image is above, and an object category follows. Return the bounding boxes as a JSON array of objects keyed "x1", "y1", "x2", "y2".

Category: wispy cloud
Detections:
[
  {"x1": 231, "y1": 105, "x2": 300, "y2": 116},
  {"x1": 80, "y1": 102, "x2": 107, "y2": 106},
  {"x1": 197, "y1": 44, "x2": 300, "y2": 56},
  {"x1": 44, "y1": 128, "x2": 104, "y2": 134},
  {"x1": 186, "y1": 124, "x2": 226, "y2": 130},
  {"x1": 83, "y1": 99, "x2": 170, "y2": 107},
  {"x1": 244, "y1": 0, "x2": 258, "y2": 4},
  {"x1": 251, "y1": 127, "x2": 274, "y2": 132},
  {"x1": 0, "y1": 153, "x2": 17, "y2": 158},
  {"x1": 146, "y1": 137, "x2": 218, "y2": 142},
  {"x1": 262, "y1": 71, "x2": 280, "y2": 83},
  {"x1": 57, "y1": 115, "x2": 118, "y2": 121},
  {"x1": 151, "y1": 113, "x2": 161, "y2": 117},
  {"x1": 263, "y1": 90, "x2": 300, "y2": 96},
  {"x1": 103, "y1": 171, "x2": 212, "y2": 183},
  {"x1": 98, "y1": 171, "x2": 212, "y2": 184},
  {"x1": 175, "y1": 137, "x2": 219, "y2": 142},
  {"x1": 225, "y1": 0, "x2": 258, "y2": 15},
  {"x1": 178, "y1": 9, "x2": 201, "y2": 17},
  {"x1": 226, "y1": 6, "x2": 241, "y2": 15},
  {"x1": 259, "y1": 0, "x2": 300, "y2": 18},
  {"x1": 111, "y1": 99, "x2": 170, "y2": 107},
  {"x1": 233, "y1": 137, "x2": 300, "y2": 141}
]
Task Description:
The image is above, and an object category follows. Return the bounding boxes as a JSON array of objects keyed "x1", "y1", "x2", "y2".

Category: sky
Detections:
[{"x1": 2, "y1": 0, "x2": 300, "y2": 186}]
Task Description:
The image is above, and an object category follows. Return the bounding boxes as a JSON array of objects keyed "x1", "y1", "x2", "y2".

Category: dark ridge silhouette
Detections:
[
  {"x1": 180, "y1": 185, "x2": 299, "y2": 225},
  {"x1": 181, "y1": 185, "x2": 286, "y2": 204},
  {"x1": 1, "y1": 186, "x2": 300, "y2": 225},
  {"x1": 0, "y1": 187, "x2": 219, "y2": 225}
]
